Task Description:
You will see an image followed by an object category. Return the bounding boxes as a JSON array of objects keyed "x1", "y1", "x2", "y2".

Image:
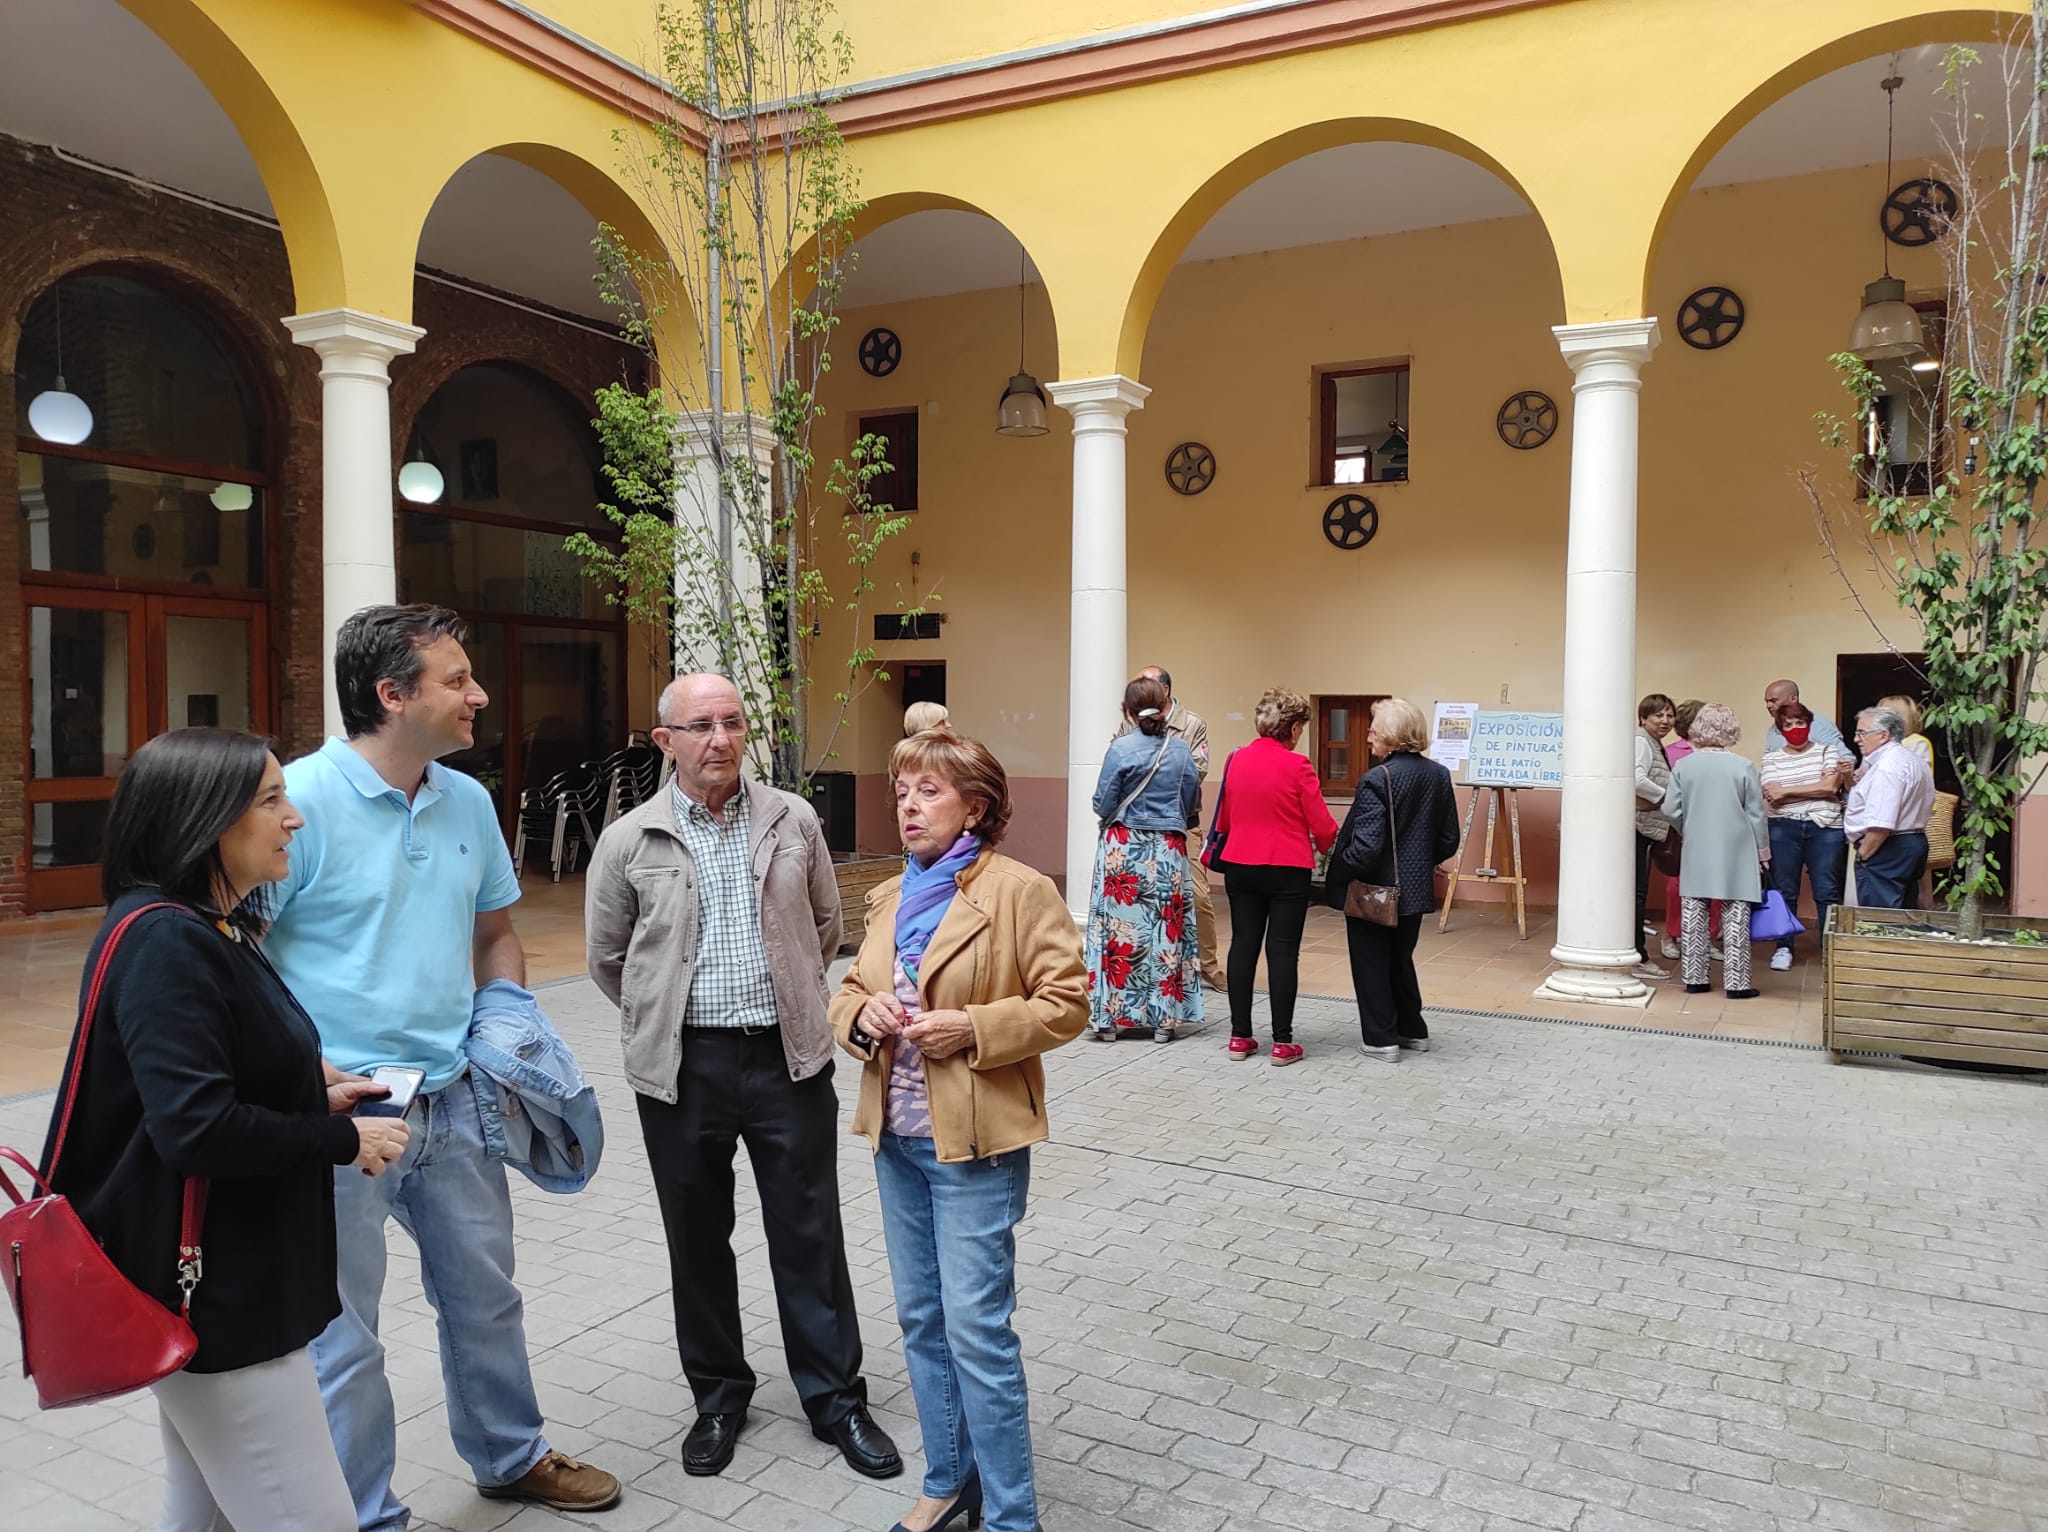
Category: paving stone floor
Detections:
[{"x1": 2, "y1": 982, "x2": 2043, "y2": 1532}]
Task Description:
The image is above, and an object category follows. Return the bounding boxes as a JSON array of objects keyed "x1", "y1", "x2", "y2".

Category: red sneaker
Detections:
[
  {"x1": 1227, "y1": 1036, "x2": 1260, "y2": 1059},
  {"x1": 1270, "y1": 1043, "x2": 1304, "y2": 1067}
]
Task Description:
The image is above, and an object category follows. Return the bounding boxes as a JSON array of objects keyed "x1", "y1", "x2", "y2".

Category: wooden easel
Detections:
[{"x1": 1438, "y1": 783, "x2": 1529, "y2": 939}]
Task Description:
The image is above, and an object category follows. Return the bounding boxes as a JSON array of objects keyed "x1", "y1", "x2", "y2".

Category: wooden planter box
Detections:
[
  {"x1": 833, "y1": 855, "x2": 900, "y2": 954},
  {"x1": 1823, "y1": 904, "x2": 2048, "y2": 1068}
]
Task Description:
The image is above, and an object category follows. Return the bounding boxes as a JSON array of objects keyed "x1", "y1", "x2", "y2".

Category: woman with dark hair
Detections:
[
  {"x1": 1083, "y1": 674, "x2": 1203, "y2": 1041},
  {"x1": 41, "y1": 728, "x2": 410, "y2": 1531},
  {"x1": 1211, "y1": 687, "x2": 1338, "y2": 1065},
  {"x1": 1632, "y1": 693, "x2": 1676, "y2": 981},
  {"x1": 830, "y1": 730, "x2": 1087, "y2": 1532}
]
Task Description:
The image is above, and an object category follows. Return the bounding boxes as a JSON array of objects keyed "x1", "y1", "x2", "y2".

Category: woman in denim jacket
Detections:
[{"x1": 1083, "y1": 675, "x2": 1204, "y2": 1041}]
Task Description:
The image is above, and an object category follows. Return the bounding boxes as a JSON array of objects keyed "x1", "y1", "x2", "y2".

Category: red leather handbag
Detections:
[{"x1": 0, "y1": 903, "x2": 209, "y2": 1409}]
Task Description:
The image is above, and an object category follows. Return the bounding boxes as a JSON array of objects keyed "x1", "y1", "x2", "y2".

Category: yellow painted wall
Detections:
[{"x1": 808, "y1": 156, "x2": 1956, "y2": 884}]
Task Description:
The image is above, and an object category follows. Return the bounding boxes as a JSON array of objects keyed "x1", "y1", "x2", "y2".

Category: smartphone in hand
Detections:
[{"x1": 355, "y1": 1065, "x2": 426, "y2": 1119}]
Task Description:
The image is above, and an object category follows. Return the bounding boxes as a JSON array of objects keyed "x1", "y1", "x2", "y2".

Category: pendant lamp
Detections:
[
  {"x1": 397, "y1": 442, "x2": 445, "y2": 504},
  {"x1": 996, "y1": 248, "x2": 1048, "y2": 437},
  {"x1": 27, "y1": 284, "x2": 93, "y2": 446},
  {"x1": 1849, "y1": 71, "x2": 1926, "y2": 362}
]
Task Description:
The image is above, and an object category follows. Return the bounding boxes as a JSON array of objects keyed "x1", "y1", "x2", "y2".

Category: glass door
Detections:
[{"x1": 23, "y1": 590, "x2": 268, "y2": 910}]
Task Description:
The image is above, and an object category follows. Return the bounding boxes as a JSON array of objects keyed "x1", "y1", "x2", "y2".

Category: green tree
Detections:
[
  {"x1": 1809, "y1": 13, "x2": 2048, "y2": 937},
  {"x1": 570, "y1": 0, "x2": 923, "y2": 789}
]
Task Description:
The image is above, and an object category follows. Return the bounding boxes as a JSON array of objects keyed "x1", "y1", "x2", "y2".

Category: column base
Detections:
[{"x1": 1535, "y1": 946, "x2": 1653, "y2": 1009}]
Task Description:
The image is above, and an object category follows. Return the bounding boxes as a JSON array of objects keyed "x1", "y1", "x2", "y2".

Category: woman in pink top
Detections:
[{"x1": 1206, "y1": 687, "x2": 1338, "y2": 1065}]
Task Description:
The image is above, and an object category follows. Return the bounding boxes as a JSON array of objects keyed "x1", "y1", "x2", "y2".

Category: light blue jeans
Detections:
[
  {"x1": 312, "y1": 1080, "x2": 550, "y2": 1531},
  {"x1": 876, "y1": 1134, "x2": 1037, "y2": 1532}
]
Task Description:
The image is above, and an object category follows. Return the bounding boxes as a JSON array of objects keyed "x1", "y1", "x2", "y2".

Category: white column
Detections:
[
  {"x1": 1047, "y1": 374, "x2": 1150, "y2": 918},
  {"x1": 283, "y1": 308, "x2": 424, "y2": 738},
  {"x1": 1537, "y1": 318, "x2": 1660, "y2": 1009},
  {"x1": 672, "y1": 411, "x2": 777, "y2": 678}
]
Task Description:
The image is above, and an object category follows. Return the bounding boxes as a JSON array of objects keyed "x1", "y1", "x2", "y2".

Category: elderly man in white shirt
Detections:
[{"x1": 1845, "y1": 705, "x2": 1937, "y2": 909}]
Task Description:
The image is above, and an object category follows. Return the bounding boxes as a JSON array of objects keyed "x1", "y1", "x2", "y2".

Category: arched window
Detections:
[
  {"x1": 396, "y1": 363, "x2": 620, "y2": 828},
  {"x1": 16, "y1": 270, "x2": 268, "y2": 587},
  {"x1": 13, "y1": 269, "x2": 273, "y2": 909}
]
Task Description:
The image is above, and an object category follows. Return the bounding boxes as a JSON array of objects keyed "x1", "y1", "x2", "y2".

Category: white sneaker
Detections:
[
  {"x1": 1660, "y1": 938, "x2": 1680, "y2": 960},
  {"x1": 1769, "y1": 948, "x2": 1794, "y2": 972},
  {"x1": 1709, "y1": 945, "x2": 1725, "y2": 963}
]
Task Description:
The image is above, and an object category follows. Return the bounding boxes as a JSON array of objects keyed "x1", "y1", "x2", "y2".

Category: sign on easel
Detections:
[
  {"x1": 1441, "y1": 710, "x2": 1560, "y2": 939},
  {"x1": 1467, "y1": 711, "x2": 1564, "y2": 788}
]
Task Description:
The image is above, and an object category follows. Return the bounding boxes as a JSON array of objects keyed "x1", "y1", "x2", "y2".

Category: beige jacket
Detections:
[
  {"x1": 829, "y1": 851, "x2": 1087, "y2": 1164},
  {"x1": 585, "y1": 781, "x2": 842, "y2": 1101}
]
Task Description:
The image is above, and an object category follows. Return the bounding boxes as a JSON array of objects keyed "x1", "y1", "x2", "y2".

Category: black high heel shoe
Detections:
[{"x1": 888, "y1": 1468, "x2": 983, "y2": 1532}]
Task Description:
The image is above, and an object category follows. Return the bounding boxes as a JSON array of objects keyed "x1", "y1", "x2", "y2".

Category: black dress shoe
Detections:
[
  {"x1": 813, "y1": 1403, "x2": 903, "y2": 1478},
  {"x1": 683, "y1": 1409, "x2": 746, "y2": 1476}
]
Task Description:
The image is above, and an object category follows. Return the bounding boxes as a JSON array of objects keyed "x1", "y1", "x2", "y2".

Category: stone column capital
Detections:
[
  {"x1": 1047, "y1": 374, "x2": 1151, "y2": 430},
  {"x1": 674, "y1": 410, "x2": 780, "y2": 459},
  {"x1": 283, "y1": 308, "x2": 424, "y2": 380},
  {"x1": 1553, "y1": 318, "x2": 1661, "y2": 381}
]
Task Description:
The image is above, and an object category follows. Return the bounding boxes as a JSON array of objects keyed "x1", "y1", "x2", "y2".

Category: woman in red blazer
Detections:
[{"x1": 1208, "y1": 688, "x2": 1338, "y2": 1065}]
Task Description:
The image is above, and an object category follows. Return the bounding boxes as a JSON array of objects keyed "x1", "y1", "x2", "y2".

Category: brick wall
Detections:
[{"x1": 0, "y1": 135, "x2": 640, "y2": 917}]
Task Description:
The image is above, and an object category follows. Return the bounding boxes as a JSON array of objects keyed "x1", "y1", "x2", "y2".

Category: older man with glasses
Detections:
[
  {"x1": 1845, "y1": 705, "x2": 1937, "y2": 909},
  {"x1": 584, "y1": 674, "x2": 900, "y2": 1484}
]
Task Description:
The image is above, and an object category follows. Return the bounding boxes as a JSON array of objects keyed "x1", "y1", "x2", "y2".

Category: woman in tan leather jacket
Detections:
[{"x1": 830, "y1": 729, "x2": 1086, "y2": 1532}]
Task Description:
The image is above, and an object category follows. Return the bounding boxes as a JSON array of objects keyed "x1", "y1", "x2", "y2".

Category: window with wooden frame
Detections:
[
  {"x1": 1858, "y1": 300, "x2": 1947, "y2": 501},
  {"x1": 1314, "y1": 361, "x2": 1410, "y2": 487},
  {"x1": 1316, "y1": 694, "x2": 1389, "y2": 797},
  {"x1": 856, "y1": 410, "x2": 919, "y2": 513}
]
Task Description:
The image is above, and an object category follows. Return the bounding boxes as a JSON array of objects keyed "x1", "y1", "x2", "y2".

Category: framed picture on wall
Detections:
[{"x1": 460, "y1": 438, "x2": 499, "y2": 502}]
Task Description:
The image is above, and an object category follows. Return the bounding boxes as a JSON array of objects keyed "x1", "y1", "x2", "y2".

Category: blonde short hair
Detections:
[
  {"x1": 1690, "y1": 702, "x2": 1742, "y2": 749},
  {"x1": 1254, "y1": 687, "x2": 1311, "y2": 740},
  {"x1": 1878, "y1": 694, "x2": 1924, "y2": 736},
  {"x1": 887, "y1": 731, "x2": 1012, "y2": 848},
  {"x1": 902, "y1": 701, "x2": 950, "y2": 736},
  {"x1": 1370, "y1": 697, "x2": 1430, "y2": 754}
]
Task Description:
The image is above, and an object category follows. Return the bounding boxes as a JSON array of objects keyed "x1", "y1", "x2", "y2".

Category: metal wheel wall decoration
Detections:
[
  {"x1": 1164, "y1": 441, "x2": 1216, "y2": 495},
  {"x1": 857, "y1": 327, "x2": 902, "y2": 378},
  {"x1": 1677, "y1": 286, "x2": 1745, "y2": 351},
  {"x1": 1321, "y1": 494, "x2": 1379, "y2": 551},
  {"x1": 1882, "y1": 178, "x2": 1959, "y2": 247},
  {"x1": 1495, "y1": 391, "x2": 1558, "y2": 450}
]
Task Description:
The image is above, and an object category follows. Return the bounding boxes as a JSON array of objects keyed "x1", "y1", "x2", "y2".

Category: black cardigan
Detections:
[
  {"x1": 1330, "y1": 751, "x2": 1465, "y2": 917},
  {"x1": 41, "y1": 891, "x2": 360, "y2": 1373}
]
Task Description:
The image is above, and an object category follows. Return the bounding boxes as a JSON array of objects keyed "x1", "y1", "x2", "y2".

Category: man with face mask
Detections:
[
  {"x1": 1763, "y1": 679, "x2": 1845, "y2": 754},
  {"x1": 1759, "y1": 702, "x2": 1853, "y2": 969}
]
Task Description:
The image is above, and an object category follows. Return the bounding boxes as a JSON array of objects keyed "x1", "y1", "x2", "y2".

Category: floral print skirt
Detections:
[{"x1": 1084, "y1": 826, "x2": 1205, "y2": 1035}]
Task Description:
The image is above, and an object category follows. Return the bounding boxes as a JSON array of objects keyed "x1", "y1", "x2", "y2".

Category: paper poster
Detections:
[{"x1": 1429, "y1": 702, "x2": 1479, "y2": 770}]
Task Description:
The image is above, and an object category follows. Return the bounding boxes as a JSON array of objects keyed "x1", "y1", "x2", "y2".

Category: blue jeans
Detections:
[
  {"x1": 876, "y1": 1134, "x2": 1036, "y2": 1532},
  {"x1": 312, "y1": 1080, "x2": 549, "y2": 1531},
  {"x1": 1768, "y1": 818, "x2": 1847, "y2": 952},
  {"x1": 1856, "y1": 830, "x2": 1929, "y2": 910}
]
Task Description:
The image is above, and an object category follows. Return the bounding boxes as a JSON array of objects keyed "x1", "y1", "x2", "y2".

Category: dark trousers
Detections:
[
  {"x1": 1634, "y1": 833, "x2": 1658, "y2": 960},
  {"x1": 1222, "y1": 863, "x2": 1312, "y2": 1043},
  {"x1": 635, "y1": 1028, "x2": 864, "y2": 1424},
  {"x1": 1857, "y1": 830, "x2": 1930, "y2": 910},
  {"x1": 1347, "y1": 911, "x2": 1428, "y2": 1048},
  {"x1": 1769, "y1": 818, "x2": 1847, "y2": 948}
]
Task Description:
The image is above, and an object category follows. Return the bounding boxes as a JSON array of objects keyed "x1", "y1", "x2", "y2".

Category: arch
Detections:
[
  {"x1": 750, "y1": 190, "x2": 1064, "y2": 409},
  {"x1": 115, "y1": 0, "x2": 346, "y2": 314},
  {"x1": 1116, "y1": 119, "x2": 1563, "y2": 380},
  {"x1": 1639, "y1": 8, "x2": 2023, "y2": 312},
  {"x1": 408, "y1": 142, "x2": 697, "y2": 389}
]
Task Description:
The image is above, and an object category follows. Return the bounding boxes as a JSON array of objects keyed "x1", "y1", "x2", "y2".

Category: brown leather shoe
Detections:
[{"x1": 478, "y1": 1450, "x2": 622, "y2": 1512}]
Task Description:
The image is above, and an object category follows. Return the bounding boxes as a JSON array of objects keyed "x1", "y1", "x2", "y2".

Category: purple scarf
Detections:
[{"x1": 895, "y1": 833, "x2": 981, "y2": 985}]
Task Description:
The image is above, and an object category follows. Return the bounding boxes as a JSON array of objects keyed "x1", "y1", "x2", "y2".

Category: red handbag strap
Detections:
[
  {"x1": 41, "y1": 901, "x2": 211, "y2": 1312},
  {"x1": 44, "y1": 902, "x2": 176, "y2": 1182},
  {"x1": 0, "y1": 1145, "x2": 50, "y2": 1206}
]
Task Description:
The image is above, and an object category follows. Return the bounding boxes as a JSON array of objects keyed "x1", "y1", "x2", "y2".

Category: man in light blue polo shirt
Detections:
[{"x1": 266, "y1": 605, "x2": 620, "y2": 1529}]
